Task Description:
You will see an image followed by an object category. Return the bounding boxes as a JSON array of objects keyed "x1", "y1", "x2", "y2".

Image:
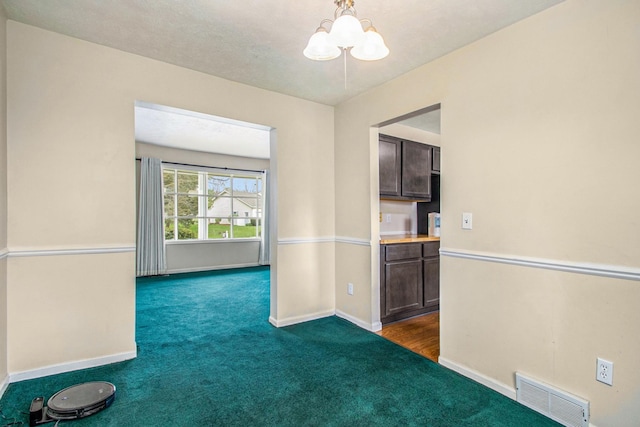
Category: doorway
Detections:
[
  {"x1": 134, "y1": 101, "x2": 274, "y2": 275},
  {"x1": 375, "y1": 104, "x2": 441, "y2": 362}
]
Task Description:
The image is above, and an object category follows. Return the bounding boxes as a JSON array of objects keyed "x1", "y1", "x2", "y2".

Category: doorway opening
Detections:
[
  {"x1": 134, "y1": 101, "x2": 275, "y2": 276},
  {"x1": 374, "y1": 103, "x2": 441, "y2": 363}
]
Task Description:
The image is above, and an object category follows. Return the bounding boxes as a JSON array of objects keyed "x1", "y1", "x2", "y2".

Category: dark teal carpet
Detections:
[{"x1": 0, "y1": 266, "x2": 558, "y2": 426}]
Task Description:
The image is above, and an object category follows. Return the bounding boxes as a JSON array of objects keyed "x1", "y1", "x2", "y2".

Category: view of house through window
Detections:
[{"x1": 163, "y1": 167, "x2": 263, "y2": 241}]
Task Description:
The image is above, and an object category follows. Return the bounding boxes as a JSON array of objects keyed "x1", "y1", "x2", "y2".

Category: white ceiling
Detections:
[
  {"x1": 2, "y1": 0, "x2": 564, "y2": 106},
  {"x1": 135, "y1": 103, "x2": 272, "y2": 159},
  {"x1": 397, "y1": 109, "x2": 442, "y2": 135}
]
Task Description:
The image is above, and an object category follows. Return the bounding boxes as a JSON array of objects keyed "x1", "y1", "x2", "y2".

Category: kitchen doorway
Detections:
[{"x1": 376, "y1": 104, "x2": 441, "y2": 363}]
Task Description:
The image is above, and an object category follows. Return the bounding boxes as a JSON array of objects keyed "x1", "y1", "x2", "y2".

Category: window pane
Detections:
[
  {"x1": 164, "y1": 219, "x2": 175, "y2": 240},
  {"x1": 233, "y1": 196, "x2": 258, "y2": 219},
  {"x1": 207, "y1": 219, "x2": 230, "y2": 239},
  {"x1": 163, "y1": 170, "x2": 175, "y2": 193},
  {"x1": 233, "y1": 218, "x2": 258, "y2": 238},
  {"x1": 207, "y1": 175, "x2": 230, "y2": 195},
  {"x1": 207, "y1": 196, "x2": 232, "y2": 217},
  {"x1": 177, "y1": 218, "x2": 198, "y2": 240},
  {"x1": 233, "y1": 177, "x2": 260, "y2": 194},
  {"x1": 163, "y1": 195, "x2": 175, "y2": 216},
  {"x1": 177, "y1": 171, "x2": 199, "y2": 193},
  {"x1": 177, "y1": 195, "x2": 198, "y2": 216}
]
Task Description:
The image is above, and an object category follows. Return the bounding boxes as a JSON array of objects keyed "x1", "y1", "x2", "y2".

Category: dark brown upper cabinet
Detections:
[
  {"x1": 379, "y1": 134, "x2": 431, "y2": 201},
  {"x1": 378, "y1": 135, "x2": 401, "y2": 196},
  {"x1": 432, "y1": 146, "x2": 441, "y2": 174}
]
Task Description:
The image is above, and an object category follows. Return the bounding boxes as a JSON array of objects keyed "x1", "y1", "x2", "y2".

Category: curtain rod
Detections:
[{"x1": 135, "y1": 158, "x2": 265, "y2": 174}]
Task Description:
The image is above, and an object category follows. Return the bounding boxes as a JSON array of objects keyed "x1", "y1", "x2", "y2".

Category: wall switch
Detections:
[
  {"x1": 347, "y1": 283, "x2": 354, "y2": 296},
  {"x1": 462, "y1": 212, "x2": 473, "y2": 230},
  {"x1": 596, "y1": 358, "x2": 613, "y2": 385}
]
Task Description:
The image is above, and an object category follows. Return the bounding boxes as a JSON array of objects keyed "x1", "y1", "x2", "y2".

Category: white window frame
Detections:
[{"x1": 162, "y1": 166, "x2": 263, "y2": 243}]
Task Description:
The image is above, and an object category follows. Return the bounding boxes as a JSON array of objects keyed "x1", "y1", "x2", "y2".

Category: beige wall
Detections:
[
  {"x1": 335, "y1": 1, "x2": 640, "y2": 425},
  {"x1": 136, "y1": 142, "x2": 270, "y2": 176},
  {"x1": 0, "y1": 6, "x2": 8, "y2": 386},
  {"x1": 6, "y1": 21, "x2": 334, "y2": 373}
]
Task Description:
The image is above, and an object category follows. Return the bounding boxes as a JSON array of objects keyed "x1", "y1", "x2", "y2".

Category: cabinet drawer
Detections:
[
  {"x1": 423, "y1": 241, "x2": 440, "y2": 258},
  {"x1": 385, "y1": 243, "x2": 422, "y2": 261}
]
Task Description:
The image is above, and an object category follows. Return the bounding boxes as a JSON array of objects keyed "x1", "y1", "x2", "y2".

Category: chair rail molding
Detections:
[
  {"x1": 278, "y1": 236, "x2": 371, "y2": 246},
  {"x1": 440, "y1": 247, "x2": 640, "y2": 282},
  {"x1": 6, "y1": 245, "x2": 136, "y2": 258}
]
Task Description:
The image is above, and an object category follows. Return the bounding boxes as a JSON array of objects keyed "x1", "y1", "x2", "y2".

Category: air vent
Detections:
[{"x1": 515, "y1": 373, "x2": 589, "y2": 427}]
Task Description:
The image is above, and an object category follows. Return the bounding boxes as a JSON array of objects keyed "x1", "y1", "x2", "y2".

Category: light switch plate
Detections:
[{"x1": 462, "y1": 212, "x2": 473, "y2": 230}]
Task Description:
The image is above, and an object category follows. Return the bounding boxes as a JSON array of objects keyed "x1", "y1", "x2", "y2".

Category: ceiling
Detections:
[
  {"x1": 396, "y1": 109, "x2": 442, "y2": 135},
  {"x1": 135, "y1": 103, "x2": 271, "y2": 159},
  {"x1": 2, "y1": 0, "x2": 564, "y2": 107}
]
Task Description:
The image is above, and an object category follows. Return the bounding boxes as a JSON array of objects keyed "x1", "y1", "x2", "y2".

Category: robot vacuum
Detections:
[{"x1": 29, "y1": 381, "x2": 116, "y2": 426}]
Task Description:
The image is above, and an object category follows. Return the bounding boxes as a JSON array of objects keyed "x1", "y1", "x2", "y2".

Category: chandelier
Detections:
[{"x1": 303, "y1": 0, "x2": 389, "y2": 61}]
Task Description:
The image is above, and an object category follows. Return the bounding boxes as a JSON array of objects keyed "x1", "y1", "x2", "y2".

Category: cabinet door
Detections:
[
  {"x1": 379, "y1": 137, "x2": 401, "y2": 196},
  {"x1": 402, "y1": 140, "x2": 431, "y2": 199},
  {"x1": 423, "y1": 257, "x2": 440, "y2": 308},
  {"x1": 432, "y1": 147, "x2": 441, "y2": 174},
  {"x1": 385, "y1": 260, "x2": 423, "y2": 316}
]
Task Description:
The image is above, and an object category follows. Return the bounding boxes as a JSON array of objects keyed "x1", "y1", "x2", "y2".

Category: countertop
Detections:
[{"x1": 380, "y1": 234, "x2": 440, "y2": 244}]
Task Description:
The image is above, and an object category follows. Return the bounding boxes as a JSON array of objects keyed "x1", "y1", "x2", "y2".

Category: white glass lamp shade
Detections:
[
  {"x1": 303, "y1": 29, "x2": 341, "y2": 60},
  {"x1": 350, "y1": 27, "x2": 389, "y2": 60},
  {"x1": 329, "y1": 14, "x2": 365, "y2": 48}
]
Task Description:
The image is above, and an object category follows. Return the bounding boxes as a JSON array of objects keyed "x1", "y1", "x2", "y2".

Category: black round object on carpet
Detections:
[{"x1": 46, "y1": 381, "x2": 116, "y2": 420}]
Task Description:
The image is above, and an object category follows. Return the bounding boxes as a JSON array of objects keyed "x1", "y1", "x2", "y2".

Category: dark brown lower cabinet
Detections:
[
  {"x1": 423, "y1": 257, "x2": 440, "y2": 308},
  {"x1": 385, "y1": 259, "x2": 423, "y2": 316},
  {"x1": 381, "y1": 241, "x2": 440, "y2": 324}
]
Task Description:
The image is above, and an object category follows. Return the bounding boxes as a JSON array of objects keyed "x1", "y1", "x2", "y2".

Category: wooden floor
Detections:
[{"x1": 377, "y1": 311, "x2": 440, "y2": 362}]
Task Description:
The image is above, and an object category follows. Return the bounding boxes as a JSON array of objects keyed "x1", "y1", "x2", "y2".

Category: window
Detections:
[{"x1": 163, "y1": 167, "x2": 263, "y2": 241}]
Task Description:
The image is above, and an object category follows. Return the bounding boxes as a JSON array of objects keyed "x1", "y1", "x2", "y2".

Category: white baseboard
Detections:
[
  {"x1": 269, "y1": 309, "x2": 382, "y2": 333},
  {"x1": 0, "y1": 374, "x2": 8, "y2": 400},
  {"x1": 335, "y1": 309, "x2": 381, "y2": 332},
  {"x1": 269, "y1": 309, "x2": 335, "y2": 328},
  {"x1": 438, "y1": 356, "x2": 516, "y2": 400},
  {"x1": 164, "y1": 263, "x2": 262, "y2": 275},
  {"x1": 8, "y1": 349, "x2": 137, "y2": 383}
]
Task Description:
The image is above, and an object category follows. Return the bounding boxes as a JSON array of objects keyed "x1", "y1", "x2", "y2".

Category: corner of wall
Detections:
[
  {"x1": 1, "y1": 2, "x2": 10, "y2": 386},
  {"x1": 0, "y1": 373, "x2": 8, "y2": 400}
]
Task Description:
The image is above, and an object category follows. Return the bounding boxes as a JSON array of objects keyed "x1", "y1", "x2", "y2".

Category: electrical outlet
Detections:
[
  {"x1": 347, "y1": 283, "x2": 354, "y2": 295},
  {"x1": 596, "y1": 358, "x2": 614, "y2": 386},
  {"x1": 385, "y1": 214, "x2": 392, "y2": 223}
]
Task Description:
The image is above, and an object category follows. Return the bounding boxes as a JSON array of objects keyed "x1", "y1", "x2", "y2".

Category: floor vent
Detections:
[{"x1": 515, "y1": 373, "x2": 589, "y2": 427}]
